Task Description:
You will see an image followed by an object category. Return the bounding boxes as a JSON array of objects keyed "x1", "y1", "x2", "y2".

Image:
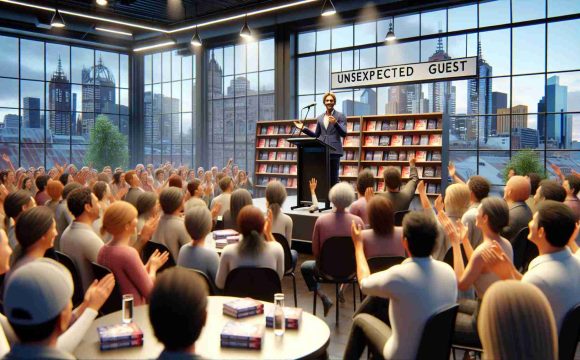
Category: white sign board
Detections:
[{"x1": 331, "y1": 57, "x2": 478, "y2": 89}]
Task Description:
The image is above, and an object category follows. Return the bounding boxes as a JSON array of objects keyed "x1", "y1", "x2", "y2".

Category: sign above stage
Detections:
[{"x1": 331, "y1": 56, "x2": 478, "y2": 89}]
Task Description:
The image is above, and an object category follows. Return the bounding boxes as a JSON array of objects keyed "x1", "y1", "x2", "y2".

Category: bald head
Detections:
[{"x1": 504, "y1": 175, "x2": 531, "y2": 202}]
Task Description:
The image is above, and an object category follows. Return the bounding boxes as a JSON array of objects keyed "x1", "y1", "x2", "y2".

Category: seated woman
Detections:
[
  {"x1": 215, "y1": 205, "x2": 284, "y2": 290},
  {"x1": 97, "y1": 201, "x2": 168, "y2": 305},
  {"x1": 222, "y1": 189, "x2": 253, "y2": 231},
  {"x1": 133, "y1": 191, "x2": 159, "y2": 250},
  {"x1": 440, "y1": 197, "x2": 514, "y2": 348},
  {"x1": 178, "y1": 205, "x2": 220, "y2": 288},
  {"x1": 265, "y1": 181, "x2": 297, "y2": 268},
  {"x1": 151, "y1": 187, "x2": 190, "y2": 262},
  {"x1": 45, "y1": 179, "x2": 64, "y2": 215},
  {"x1": 3, "y1": 190, "x2": 36, "y2": 250},
  {"x1": 478, "y1": 281, "x2": 557, "y2": 360},
  {"x1": 362, "y1": 196, "x2": 405, "y2": 259}
]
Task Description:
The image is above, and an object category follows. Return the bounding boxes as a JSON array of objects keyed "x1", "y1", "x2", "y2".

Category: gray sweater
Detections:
[{"x1": 151, "y1": 214, "x2": 191, "y2": 261}]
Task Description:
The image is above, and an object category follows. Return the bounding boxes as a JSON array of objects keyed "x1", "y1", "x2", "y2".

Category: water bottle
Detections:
[
  {"x1": 273, "y1": 293, "x2": 285, "y2": 336},
  {"x1": 122, "y1": 294, "x2": 134, "y2": 324}
]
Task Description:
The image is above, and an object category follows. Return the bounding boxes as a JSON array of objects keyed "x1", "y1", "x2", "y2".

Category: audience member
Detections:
[
  {"x1": 4, "y1": 190, "x2": 35, "y2": 249},
  {"x1": 20, "y1": 177, "x2": 32, "y2": 194},
  {"x1": 344, "y1": 211, "x2": 457, "y2": 359},
  {"x1": 535, "y1": 179, "x2": 567, "y2": 204},
  {"x1": 122, "y1": 170, "x2": 144, "y2": 207},
  {"x1": 461, "y1": 175, "x2": 491, "y2": 248},
  {"x1": 235, "y1": 170, "x2": 253, "y2": 195},
  {"x1": 301, "y1": 182, "x2": 364, "y2": 316},
  {"x1": 501, "y1": 175, "x2": 533, "y2": 242},
  {"x1": 379, "y1": 157, "x2": 418, "y2": 212},
  {"x1": 60, "y1": 188, "x2": 103, "y2": 292},
  {"x1": 34, "y1": 175, "x2": 51, "y2": 206},
  {"x1": 215, "y1": 205, "x2": 284, "y2": 289},
  {"x1": 45, "y1": 179, "x2": 64, "y2": 216},
  {"x1": 185, "y1": 179, "x2": 209, "y2": 210},
  {"x1": 151, "y1": 187, "x2": 189, "y2": 262},
  {"x1": 265, "y1": 181, "x2": 293, "y2": 244},
  {"x1": 222, "y1": 189, "x2": 253, "y2": 231},
  {"x1": 362, "y1": 196, "x2": 405, "y2": 259},
  {"x1": 110, "y1": 172, "x2": 126, "y2": 197},
  {"x1": 478, "y1": 281, "x2": 557, "y2": 360},
  {"x1": 179, "y1": 206, "x2": 219, "y2": 287},
  {"x1": 563, "y1": 175, "x2": 580, "y2": 219},
  {"x1": 134, "y1": 192, "x2": 160, "y2": 248},
  {"x1": 168, "y1": 174, "x2": 183, "y2": 189},
  {"x1": 349, "y1": 169, "x2": 374, "y2": 225},
  {"x1": 140, "y1": 171, "x2": 154, "y2": 192},
  {"x1": 526, "y1": 172, "x2": 542, "y2": 214},
  {"x1": 210, "y1": 176, "x2": 234, "y2": 217},
  {"x1": 55, "y1": 182, "x2": 83, "y2": 249},
  {"x1": 98, "y1": 201, "x2": 168, "y2": 305},
  {"x1": 149, "y1": 268, "x2": 208, "y2": 360}
]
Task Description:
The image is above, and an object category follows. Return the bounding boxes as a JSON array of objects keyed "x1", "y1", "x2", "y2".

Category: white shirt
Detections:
[
  {"x1": 323, "y1": 114, "x2": 329, "y2": 129},
  {"x1": 522, "y1": 248, "x2": 580, "y2": 331},
  {"x1": 360, "y1": 257, "x2": 457, "y2": 360},
  {"x1": 60, "y1": 222, "x2": 104, "y2": 292}
]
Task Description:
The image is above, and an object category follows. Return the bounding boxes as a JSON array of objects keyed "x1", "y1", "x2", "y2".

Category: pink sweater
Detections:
[
  {"x1": 312, "y1": 211, "x2": 364, "y2": 258},
  {"x1": 97, "y1": 244, "x2": 152, "y2": 306}
]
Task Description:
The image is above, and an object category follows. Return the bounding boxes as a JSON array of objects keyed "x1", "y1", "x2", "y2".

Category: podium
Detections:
[{"x1": 287, "y1": 137, "x2": 335, "y2": 211}]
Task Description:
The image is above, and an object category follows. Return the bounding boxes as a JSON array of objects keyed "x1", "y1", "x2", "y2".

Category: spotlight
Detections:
[
  {"x1": 321, "y1": 0, "x2": 336, "y2": 17},
  {"x1": 190, "y1": 26, "x2": 202, "y2": 47},
  {"x1": 240, "y1": 16, "x2": 252, "y2": 39},
  {"x1": 51, "y1": 9, "x2": 66, "y2": 28},
  {"x1": 385, "y1": 19, "x2": 396, "y2": 41},
  {"x1": 96, "y1": 0, "x2": 107, "y2": 6}
]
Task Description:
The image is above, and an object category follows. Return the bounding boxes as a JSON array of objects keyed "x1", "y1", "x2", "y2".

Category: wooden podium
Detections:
[{"x1": 287, "y1": 137, "x2": 335, "y2": 211}]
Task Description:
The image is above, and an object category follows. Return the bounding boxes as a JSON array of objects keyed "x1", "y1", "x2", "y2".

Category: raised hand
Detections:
[
  {"x1": 309, "y1": 178, "x2": 317, "y2": 193},
  {"x1": 448, "y1": 162, "x2": 456, "y2": 178},
  {"x1": 417, "y1": 180, "x2": 426, "y2": 195},
  {"x1": 364, "y1": 187, "x2": 374, "y2": 202},
  {"x1": 210, "y1": 202, "x2": 222, "y2": 220},
  {"x1": 293, "y1": 121, "x2": 304, "y2": 130},
  {"x1": 1, "y1": 154, "x2": 11, "y2": 163},
  {"x1": 434, "y1": 194, "x2": 444, "y2": 213},
  {"x1": 84, "y1": 274, "x2": 115, "y2": 311},
  {"x1": 409, "y1": 156, "x2": 416, "y2": 167}
]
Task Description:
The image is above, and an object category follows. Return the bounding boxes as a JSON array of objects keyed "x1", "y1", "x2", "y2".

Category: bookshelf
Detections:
[
  {"x1": 360, "y1": 113, "x2": 443, "y2": 196},
  {"x1": 254, "y1": 117, "x2": 362, "y2": 197}
]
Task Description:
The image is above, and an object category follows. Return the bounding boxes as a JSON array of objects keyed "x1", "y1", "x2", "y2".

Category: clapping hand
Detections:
[
  {"x1": 146, "y1": 249, "x2": 169, "y2": 272},
  {"x1": 84, "y1": 274, "x2": 115, "y2": 311},
  {"x1": 210, "y1": 202, "x2": 222, "y2": 220},
  {"x1": 364, "y1": 187, "x2": 374, "y2": 202},
  {"x1": 480, "y1": 241, "x2": 514, "y2": 279},
  {"x1": 140, "y1": 213, "x2": 160, "y2": 243},
  {"x1": 263, "y1": 209, "x2": 273, "y2": 241}
]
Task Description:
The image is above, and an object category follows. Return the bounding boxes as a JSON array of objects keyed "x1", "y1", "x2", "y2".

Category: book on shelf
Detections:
[
  {"x1": 259, "y1": 152, "x2": 268, "y2": 160},
  {"x1": 405, "y1": 119, "x2": 414, "y2": 130},
  {"x1": 437, "y1": 118, "x2": 443, "y2": 128},
  {"x1": 389, "y1": 120, "x2": 398, "y2": 130},
  {"x1": 407, "y1": 150, "x2": 415, "y2": 160},
  {"x1": 387, "y1": 151, "x2": 398, "y2": 161},
  {"x1": 428, "y1": 134, "x2": 442, "y2": 146},
  {"x1": 423, "y1": 166, "x2": 435, "y2": 177},
  {"x1": 403, "y1": 136, "x2": 412, "y2": 146},
  {"x1": 98, "y1": 323, "x2": 143, "y2": 343},
  {"x1": 401, "y1": 166, "x2": 410, "y2": 178},
  {"x1": 353, "y1": 122, "x2": 361, "y2": 131},
  {"x1": 344, "y1": 136, "x2": 360, "y2": 146},
  {"x1": 365, "y1": 151, "x2": 374, "y2": 161},
  {"x1": 377, "y1": 180, "x2": 385, "y2": 191},
  {"x1": 290, "y1": 165, "x2": 297, "y2": 175},
  {"x1": 220, "y1": 321, "x2": 265, "y2": 350},
  {"x1": 265, "y1": 305, "x2": 303, "y2": 330},
  {"x1": 373, "y1": 151, "x2": 382, "y2": 161},
  {"x1": 431, "y1": 151, "x2": 442, "y2": 161},
  {"x1": 269, "y1": 138, "x2": 278, "y2": 147},
  {"x1": 259, "y1": 177, "x2": 269, "y2": 185},
  {"x1": 366, "y1": 120, "x2": 376, "y2": 131},
  {"x1": 100, "y1": 338, "x2": 143, "y2": 351},
  {"x1": 280, "y1": 178, "x2": 288, "y2": 186},
  {"x1": 415, "y1": 150, "x2": 427, "y2": 162},
  {"x1": 260, "y1": 126, "x2": 267, "y2": 135},
  {"x1": 378, "y1": 135, "x2": 390, "y2": 146},
  {"x1": 345, "y1": 151, "x2": 355, "y2": 160},
  {"x1": 427, "y1": 183, "x2": 437, "y2": 194},
  {"x1": 266, "y1": 125, "x2": 275, "y2": 135},
  {"x1": 398, "y1": 151, "x2": 407, "y2": 161},
  {"x1": 416, "y1": 166, "x2": 423, "y2": 177},
  {"x1": 275, "y1": 152, "x2": 284, "y2": 160},
  {"x1": 270, "y1": 165, "x2": 278, "y2": 173},
  {"x1": 427, "y1": 119, "x2": 438, "y2": 129},
  {"x1": 414, "y1": 119, "x2": 427, "y2": 130},
  {"x1": 391, "y1": 135, "x2": 403, "y2": 146},
  {"x1": 347, "y1": 122, "x2": 354, "y2": 132},
  {"x1": 258, "y1": 164, "x2": 266, "y2": 173},
  {"x1": 268, "y1": 152, "x2": 276, "y2": 160},
  {"x1": 381, "y1": 121, "x2": 389, "y2": 130},
  {"x1": 412, "y1": 135, "x2": 420, "y2": 146},
  {"x1": 397, "y1": 120, "x2": 405, "y2": 130},
  {"x1": 257, "y1": 139, "x2": 266, "y2": 148},
  {"x1": 378, "y1": 166, "x2": 386, "y2": 177},
  {"x1": 292, "y1": 152, "x2": 297, "y2": 160},
  {"x1": 420, "y1": 135, "x2": 429, "y2": 145},
  {"x1": 364, "y1": 136, "x2": 378, "y2": 146},
  {"x1": 435, "y1": 166, "x2": 442, "y2": 177},
  {"x1": 283, "y1": 165, "x2": 290, "y2": 173}
]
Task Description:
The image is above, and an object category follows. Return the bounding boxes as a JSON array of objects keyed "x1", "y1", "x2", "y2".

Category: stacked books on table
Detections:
[
  {"x1": 97, "y1": 323, "x2": 144, "y2": 351},
  {"x1": 213, "y1": 229, "x2": 241, "y2": 249},
  {"x1": 223, "y1": 297, "x2": 264, "y2": 318},
  {"x1": 265, "y1": 305, "x2": 303, "y2": 329},
  {"x1": 221, "y1": 321, "x2": 265, "y2": 350}
]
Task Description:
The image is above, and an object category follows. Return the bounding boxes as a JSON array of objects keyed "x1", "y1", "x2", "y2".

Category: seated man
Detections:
[
  {"x1": 3, "y1": 259, "x2": 76, "y2": 359},
  {"x1": 344, "y1": 211, "x2": 457, "y2": 359},
  {"x1": 379, "y1": 157, "x2": 418, "y2": 212},
  {"x1": 149, "y1": 267, "x2": 208, "y2": 360},
  {"x1": 210, "y1": 176, "x2": 234, "y2": 217},
  {"x1": 501, "y1": 175, "x2": 533, "y2": 242}
]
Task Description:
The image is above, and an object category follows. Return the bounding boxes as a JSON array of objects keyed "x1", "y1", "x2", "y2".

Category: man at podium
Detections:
[{"x1": 293, "y1": 92, "x2": 347, "y2": 187}]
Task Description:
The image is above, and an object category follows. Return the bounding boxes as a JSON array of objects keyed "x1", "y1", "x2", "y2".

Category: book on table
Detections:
[
  {"x1": 220, "y1": 321, "x2": 265, "y2": 350},
  {"x1": 97, "y1": 323, "x2": 144, "y2": 351},
  {"x1": 213, "y1": 229, "x2": 240, "y2": 240},
  {"x1": 265, "y1": 305, "x2": 303, "y2": 329},
  {"x1": 223, "y1": 298, "x2": 264, "y2": 319}
]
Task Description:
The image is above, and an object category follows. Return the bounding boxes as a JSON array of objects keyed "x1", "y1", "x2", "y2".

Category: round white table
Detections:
[{"x1": 74, "y1": 296, "x2": 330, "y2": 359}]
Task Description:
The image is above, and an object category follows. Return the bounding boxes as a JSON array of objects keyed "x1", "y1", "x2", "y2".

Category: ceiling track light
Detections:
[
  {"x1": 50, "y1": 8, "x2": 66, "y2": 28},
  {"x1": 321, "y1": 0, "x2": 336, "y2": 17},
  {"x1": 190, "y1": 26, "x2": 202, "y2": 47},
  {"x1": 239, "y1": 16, "x2": 252, "y2": 39},
  {"x1": 385, "y1": 18, "x2": 396, "y2": 41},
  {"x1": 134, "y1": 40, "x2": 175, "y2": 52},
  {"x1": 95, "y1": 26, "x2": 132, "y2": 37},
  {"x1": 96, "y1": 0, "x2": 108, "y2": 6}
]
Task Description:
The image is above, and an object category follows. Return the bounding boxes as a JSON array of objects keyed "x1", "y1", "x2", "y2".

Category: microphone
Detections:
[{"x1": 302, "y1": 102, "x2": 317, "y2": 109}]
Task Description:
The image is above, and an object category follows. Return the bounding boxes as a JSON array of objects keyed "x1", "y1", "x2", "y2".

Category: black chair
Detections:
[
  {"x1": 91, "y1": 262, "x2": 123, "y2": 316},
  {"x1": 443, "y1": 245, "x2": 469, "y2": 268},
  {"x1": 184, "y1": 268, "x2": 217, "y2": 296},
  {"x1": 273, "y1": 232, "x2": 298, "y2": 306},
  {"x1": 141, "y1": 241, "x2": 176, "y2": 273},
  {"x1": 511, "y1": 227, "x2": 530, "y2": 271},
  {"x1": 313, "y1": 236, "x2": 358, "y2": 324},
  {"x1": 522, "y1": 241, "x2": 539, "y2": 273},
  {"x1": 223, "y1": 267, "x2": 282, "y2": 302},
  {"x1": 559, "y1": 303, "x2": 580, "y2": 360},
  {"x1": 55, "y1": 251, "x2": 85, "y2": 307},
  {"x1": 367, "y1": 256, "x2": 405, "y2": 274},
  {"x1": 416, "y1": 304, "x2": 460, "y2": 360},
  {"x1": 394, "y1": 210, "x2": 410, "y2": 227}
]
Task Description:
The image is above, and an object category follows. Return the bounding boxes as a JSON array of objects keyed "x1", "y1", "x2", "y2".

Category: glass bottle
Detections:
[{"x1": 273, "y1": 293, "x2": 285, "y2": 336}]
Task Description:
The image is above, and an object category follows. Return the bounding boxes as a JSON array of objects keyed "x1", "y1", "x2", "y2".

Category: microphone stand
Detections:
[{"x1": 297, "y1": 105, "x2": 313, "y2": 137}]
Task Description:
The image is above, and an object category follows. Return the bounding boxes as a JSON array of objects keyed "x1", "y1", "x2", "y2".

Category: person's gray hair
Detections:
[
  {"x1": 329, "y1": 182, "x2": 355, "y2": 210},
  {"x1": 159, "y1": 187, "x2": 184, "y2": 214},
  {"x1": 184, "y1": 206, "x2": 212, "y2": 241}
]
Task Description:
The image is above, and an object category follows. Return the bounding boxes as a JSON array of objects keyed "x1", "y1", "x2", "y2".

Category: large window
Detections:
[
  {"x1": 207, "y1": 39, "x2": 275, "y2": 174},
  {"x1": 143, "y1": 51, "x2": 196, "y2": 166},
  {"x1": 0, "y1": 35, "x2": 129, "y2": 168},
  {"x1": 296, "y1": 0, "x2": 580, "y2": 185}
]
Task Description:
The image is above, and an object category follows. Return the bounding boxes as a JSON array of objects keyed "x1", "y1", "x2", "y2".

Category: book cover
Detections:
[
  {"x1": 292, "y1": 152, "x2": 297, "y2": 160},
  {"x1": 290, "y1": 165, "x2": 297, "y2": 175},
  {"x1": 378, "y1": 135, "x2": 390, "y2": 146},
  {"x1": 366, "y1": 120, "x2": 376, "y2": 131},
  {"x1": 431, "y1": 151, "x2": 442, "y2": 161},
  {"x1": 368, "y1": 166, "x2": 378, "y2": 176},
  {"x1": 257, "y1": 139, "x2": 266, "y2": 148},
  {"x1": 423, "y1": 166, "x2": 435, "y2": 177},
  {"x1": 378, "y1": 166, "x2": 387, "y2": 177},
  {"x1": 280, "y1": 178, "x2": 288, "y2": 186},
  {"x1": 276, "y1": 138, "x2": 285, "y2": 147},
  {"x1": 398, "y1": 151, "x2": 407, "y2": 161},
  {"x1": 266, "y1": 125, "x2": 274, "y2": 135},
  {"x1": 401, "y1": 166, "x2": 410, "y2": 178},
  {"x1": 271, "y1": 165, "x2": 279, "y2": 173},
  {"x1": 364, "y1": 136, "x2": 377, "y2": 146},
  {"x1": 428, "y1": 134, "x2": 442, "y2": 146},
  {"x1": 223, "y1": 298, "x2": 263, "y2": 312},
  {"x1": 260, "y1": 126, "x2": 267, "y2": 135},
  {"x1": 437, "y1": 119, "x2": 442, "y2": 129},
  {"x1": 412, "y1": 135, "x2": 420, "y2": 145},
  {"x1": 98, "y1": 323, "x2": 143, "y2": 343},
  {"x1": 381, "y1": 121, "x2": 389, "y2": 130},
  {"x1": 427, "y1": 119, "x2": 437, "y2": 129},
  {"x1": 353, "y1": 122, "x2": 361, "y2": 131},
  {"x1": 267, "y1": 138, "x2": 276, "y2": 147},
  {"x1": 221, "y1": 339, "x2": 262, "y2": 350},
  {"x1": 389, "y1": 120, "x2": 398, "y2": 130},
  {"x1": 276, "y1": 152, "x2": 284, "y2": 160},
  {"x1": 427, "y1": 183, "x2": 437, "y2": 194},
  {"x1": 420, "y1": 135, "x2": 429, "y2": 145},
  {"x1": 283, "y1": 165, "x2": 290, "y2": 173},
  {"x1": 223, "y1": 307, "x2": 264, "y2": 319},
  {"x1": 259, "y1": 152, "x2": 268, "y2": 160},
  {"x1": 407, "y1": 150, "x2": 415, "y2": 160},
  {"x1": 397, "y1": 120, "x2": 405, "y2": 130},
  {"x1": 391, "y1": 135, "x2": 403, "y2": 146},
  {"x1": 416, "y1": 166, "x2": 423, "y2": 177},
  {"x1": 344, "y1": 136, "x2": 354, "y2": 146},
  {"x1": 365, "y1": 151, "x2": 374, "y2": 161},
  {"x1": 213, "y1": 229, "x2": 240, "y2": 240},
  {"x1": 100, "y1": 338, "x2": 143, "y2": 351},
  {"x1": 403, "y1": 136, "x2": 412, "y2": 146},
  {"x1": 377, "y1": 180, "x2": 385, "y2": 191},
  {"x1": 435, "y1": 166, "x2": 442, "y2": 177},
  {"x1": 265, "y1": 306, "x2": 303, "y2": 329},
  {"x1": 415, "y1": 151, "x2": 427, "y2": 162},
  {"x1": 373, "y1": 151, "x2": 382, "y2": 161},
  {"x1": 258, "y1": 164, "x2": 266, "y2": 173},
  {"x1": 387, "y1": 151, "x2": 398, "y2": 160},
  {"x1": 414, "y1": 119, "x2": 427, "y2": 130},
  {"x1": 405, "y1": 119, "x2": 414, "y2": 130},
  {"x1": 259, "y1": 177, "x2": 269, "y2": 185},
  {"x1": 268, "y1": 152, "x2": 276, "y2": 160},
  {"x1": 347, "y1": 122, "x2": 354, "y2": 132}
]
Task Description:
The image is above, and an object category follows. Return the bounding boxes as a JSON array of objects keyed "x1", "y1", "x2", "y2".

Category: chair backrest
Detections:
[
  {"x1": 318, "y1": 236, "x2": 356, "y2": 281},
  {"x1": 367, "y1": 256, "x2": 406, "y2": 274},
  {"x1": 415, "y1": 304, "x2": 459, "y2": 360},
  {"x1": 523, "y1": 241, "x2": 539, "y2": 273},
  {"x1": 559, "y1": 303, "x2": 580, "y2": 360},
  {"x1": 443, "y1": 245, "x2": 469, "y2": 268},
  {"x1": 394, "y1": 210, "x2": 410, "y2": 226},
  {"x1": 184, "y1": 268, "x2": 216, "y2": 296},
  {"x1": 55, "y1": 251, "x2": 85, "y2": 307},
  {"x1": 90, "y1": 262, "x2": 123, "y2": 316},
  {"x1": 511, "y1": 227, "x2": 529, "y2": 270},
  {"x1": 142, "y1": 241, "x2": 176, "y2": 272},
  {"x1": 223, "y1": 267, "x2": 281, "y2": 302},
  {"x1": 273, "y1": 233, "x2": 293, "y2": 274}
]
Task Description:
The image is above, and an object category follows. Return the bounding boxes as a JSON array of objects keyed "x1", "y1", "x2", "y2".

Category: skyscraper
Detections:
[
  {"x1": 538, "y1": 75, "x2": 573, "y2": 149},
  {"x1": 48, "y1": 57, "x2": 71, "y2": 136},
  {"x1": 23, "y1": 97, "x2": 41, "y2": 128},
  {"x1": 81, "y1": 56, "x2": 116, "y2": 136},
  {"x1": 497, "y1": 105, "x2": 528, "y2": 135},
  {"x1": 428, "y1": 32, "x2": 452, "y2": 115},
  {"x1": 468, "y1": 42, "x2": 493, "y2": 143},
  {"x1": 491, "y1": 91, "x2": 507, "y2": 135},
  {"x1": 3, "y1": 114, "x2": 19, "y2": 128}
]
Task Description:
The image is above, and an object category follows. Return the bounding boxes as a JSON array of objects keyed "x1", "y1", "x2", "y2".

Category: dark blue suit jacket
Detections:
[{"x1": 302, "y1": 110, "x2": 347, "y2": 156}]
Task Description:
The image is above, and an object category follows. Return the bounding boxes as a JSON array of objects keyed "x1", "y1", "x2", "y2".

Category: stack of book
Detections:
[
  {"x1": 97, "y1": 323, "x2": 144, "y2": 351},
  {"x1": 223, "y1": 298, "x2": 264, "y2": 318},
  {"x1": 265, "y1": 305, "x2": 303, "y2": 330},
  {"x1": 213, "y1": 229, "x2": 239, "y2": 240},
  {"x1": 220, "y1": 322, "x2": 265, "y2": 350}
]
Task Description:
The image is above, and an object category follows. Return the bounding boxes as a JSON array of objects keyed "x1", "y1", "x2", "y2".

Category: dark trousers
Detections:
[
  {"x1": 330, "y1": 155, "x2": 341, "y2": 187},
  {"x1": 344, "y1": 313, "x2": 391, "y2": 359}
]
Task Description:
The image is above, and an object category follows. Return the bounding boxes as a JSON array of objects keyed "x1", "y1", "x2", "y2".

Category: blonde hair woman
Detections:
[
  {"x1": 97, "y1": 201, "x2": 168, "y2": 305},
  {"x1": 478, "y1": 280, "x2": 557, "y2": 360}
]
